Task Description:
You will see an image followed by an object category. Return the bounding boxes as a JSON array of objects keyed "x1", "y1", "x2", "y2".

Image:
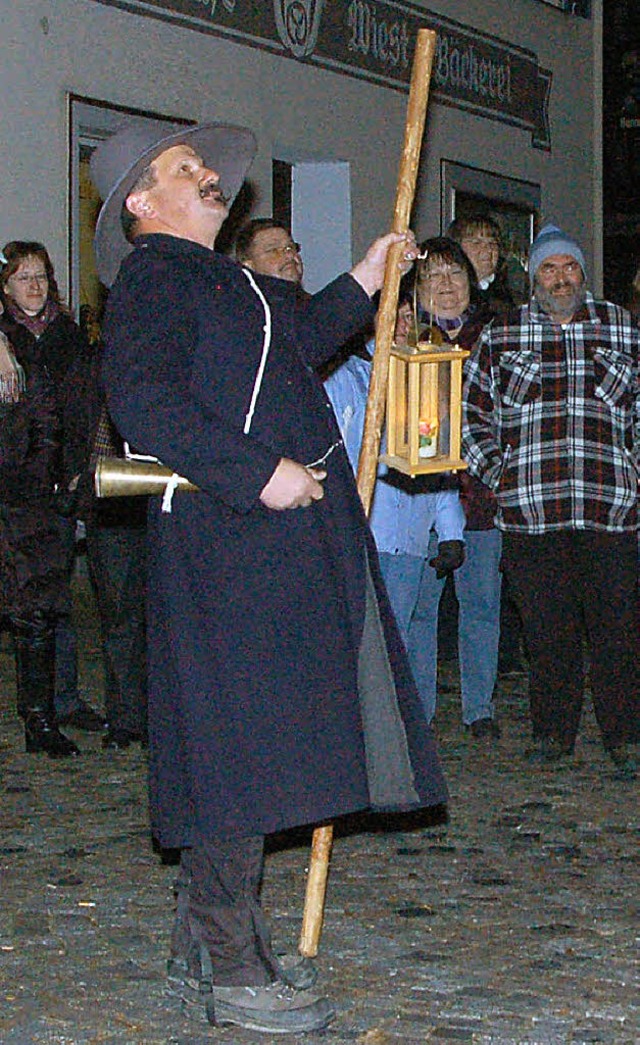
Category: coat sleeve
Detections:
[
  {"x1": 631, "y1": 318, "x2": 640, "y2": 473},
  {"x1": 433, "y1": 490, "x2": 466, "y2": 543},
  {"x1": 461, "y1": 330, "x2": 504, "y2": 492},
  {"x1": 324, "y1": 357, "x2": 369, "y2": 474},
  {"x1": 19, "y1": 365, "x2": 58, "y2": 502},
  {"x1": 60, "y1": 342, "x2": 98, "y2": 488},
  {"x1": 296, "y1": 274, "x2": 375, "y2": 369},
  {"x1": 102, "y1": 257, "x2": 281, "y2": 513}
]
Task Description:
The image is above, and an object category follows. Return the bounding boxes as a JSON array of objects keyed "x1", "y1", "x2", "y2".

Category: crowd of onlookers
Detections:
[
  {"x1": 0, "y1": 211, "x2": 638, "y2": 777},
  {"x1": 242, "y1": 212, "x2": 640, "y2": 777}
]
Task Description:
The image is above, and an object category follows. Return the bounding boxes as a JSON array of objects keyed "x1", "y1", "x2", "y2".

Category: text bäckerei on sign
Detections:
[
  {"x1": 90, "y1": 0, "x2": 552, "y2": 149},
  {"x1": 435, "y1": 37, "x2": 511, "y2": 103}
]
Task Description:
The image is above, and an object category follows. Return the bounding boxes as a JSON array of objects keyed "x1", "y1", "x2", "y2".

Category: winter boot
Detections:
[{"x1": 14, "y1": 614, "x2": 79, "y2": 759}]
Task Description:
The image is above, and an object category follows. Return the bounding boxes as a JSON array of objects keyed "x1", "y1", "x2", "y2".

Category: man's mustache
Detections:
[{"x1": 199, "y1": 180, "x2": 228, "y2": 204}]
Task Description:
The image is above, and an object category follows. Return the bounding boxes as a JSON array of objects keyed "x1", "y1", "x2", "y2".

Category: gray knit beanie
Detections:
[{"x1": 528, "y1": 224, "x2": 586, "y2": 286}]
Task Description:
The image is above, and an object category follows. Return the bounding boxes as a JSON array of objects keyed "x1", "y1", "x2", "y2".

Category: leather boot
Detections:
[{"x1": 14, "y1": 614, "x2": 80, "y2": 759}]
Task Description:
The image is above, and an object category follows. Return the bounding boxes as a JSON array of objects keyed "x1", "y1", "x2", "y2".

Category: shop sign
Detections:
[{"x1": 91, "y1": 0, "x2": 552, "y2": 149}]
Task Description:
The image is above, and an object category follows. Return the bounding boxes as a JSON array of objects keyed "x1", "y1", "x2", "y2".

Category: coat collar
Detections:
[
  {"x1": 132, "y1": 232, "x2": 230, "y2": 265},
  {"x1": 128, "y1": 235, "x2": 306, "y2": 306}
]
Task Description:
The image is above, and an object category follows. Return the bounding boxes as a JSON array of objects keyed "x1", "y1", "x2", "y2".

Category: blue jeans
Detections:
[
  {"x1": 454, "y1": 529, "x2": 502, "y2": 725},
  {"x1": 379, "y1": 529, "x2": 502, "y2": 725},
  {"x1": 379, "y1": 537, "x2": 445, "y2": 724}
]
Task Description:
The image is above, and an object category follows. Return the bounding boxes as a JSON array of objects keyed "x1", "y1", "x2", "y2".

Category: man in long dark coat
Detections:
[{"x1": 90, "y1": 119, "x2": 447, "y2": 1035}]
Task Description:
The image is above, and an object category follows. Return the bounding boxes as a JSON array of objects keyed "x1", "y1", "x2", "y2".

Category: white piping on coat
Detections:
[
  {"x1": 241, "y1": 267, "x2": 272, "y2": 435},
  {"x1": 162, "y1": 267, "x2": 273, "y2": 513}
]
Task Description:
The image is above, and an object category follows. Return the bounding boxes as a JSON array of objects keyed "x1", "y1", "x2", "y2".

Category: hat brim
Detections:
[{"x1": 94, "y1": 122, "x2": 257, "y2": 287}]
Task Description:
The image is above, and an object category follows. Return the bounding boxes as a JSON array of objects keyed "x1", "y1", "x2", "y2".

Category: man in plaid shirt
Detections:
[{"x1": 462, "y1": 224, "x2": 638, "y2": 778}]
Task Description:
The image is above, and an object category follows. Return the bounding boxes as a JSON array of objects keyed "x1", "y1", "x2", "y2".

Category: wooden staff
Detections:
[{"x1": 298, "y1": 28, "x2": 437, "y2": 962}]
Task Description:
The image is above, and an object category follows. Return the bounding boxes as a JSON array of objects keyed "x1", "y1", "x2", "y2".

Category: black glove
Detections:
[
  {"x1": 51, "y1": 486, "x2": 79, "y2": 519},
  {"x1": 51, "y1": 474, "x2": 82, "y2": 519},
  {"x1": 429, "y1": 540, "x2": 465, "y2": 579}
]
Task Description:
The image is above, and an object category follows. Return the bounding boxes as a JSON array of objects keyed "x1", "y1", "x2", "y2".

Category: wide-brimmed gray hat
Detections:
[{"x1": 91, "y1": 118, "x2": 257, "y2": 287}]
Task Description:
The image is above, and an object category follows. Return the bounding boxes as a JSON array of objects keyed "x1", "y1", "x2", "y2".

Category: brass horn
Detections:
[{"x1": 94, "y1": 457, "x2": 199, "y2": 498}]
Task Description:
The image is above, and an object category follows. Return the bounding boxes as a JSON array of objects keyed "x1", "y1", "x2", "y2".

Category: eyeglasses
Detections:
[
  {"x1": 257, "y1": 243, "x2": 301, "y2": 259},
  {"x1": 536, "y1": 260, "x2": 582, "y2": 281},
  {"x1": 461, "y1": 237, "x2": 498, "y2": 251},
  {"x1": 418, "y1": 265, "x2": 468, "y2": 288},
  {"x1": 12, "y1": 273, "x2": 48, "y2": 285}
]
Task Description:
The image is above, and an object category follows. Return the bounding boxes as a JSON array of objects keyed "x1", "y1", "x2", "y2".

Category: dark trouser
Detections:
[
  {"x1": 52, "y1": 514, "x2": 80, "y2": 717},
  {"x1": 175, "y1": 831, "x2": 277, "y2": 987},
  {"x1": 498, "y1": 574, "x2": 525, "y2": 671},
  {"x1": 85, "y1": 506, "x2": 147, "y2": 735},
  {"x1": 501, "y1": 530, "x2": 639, "y2": 751},
  {"x1": 13, "y1": 610, "x2": 56, "y2": 721}
]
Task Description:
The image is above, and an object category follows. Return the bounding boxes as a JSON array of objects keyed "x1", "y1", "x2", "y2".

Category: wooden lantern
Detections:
[{"x1": 380, "y1": 340, "x2": 470, "y2": 476}]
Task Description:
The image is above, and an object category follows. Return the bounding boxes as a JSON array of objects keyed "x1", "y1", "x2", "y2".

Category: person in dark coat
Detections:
[
  {"x1": 0, "y1": 327, "x2": 79, "y2": 758},
  {"x1": 447, "y1": 208, "x2": 518, "y2": 315},
  {"x1": 235, "y1": 217, "x2": 305, "y2": 285},
  {"x1": 0, "y1": 241, "x2": 105, "y2": 732},
  {"x1": 446, "y1": 212, "x2": 526, "y2": 675},
  {"x1": 63, "y1": 329, "x2": 148, "y2": 752},
  {"x1": 90, "y1": 118, "x2": 447, "y2": 1035}
]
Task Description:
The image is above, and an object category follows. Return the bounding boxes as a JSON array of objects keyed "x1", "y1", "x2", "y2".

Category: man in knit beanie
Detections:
[
  {"x1": 462, "y1": 222, "x2": 639, "y2": 778},
  {"x1": 527, "y1": 223, "x2": 588, "y2": 321}
]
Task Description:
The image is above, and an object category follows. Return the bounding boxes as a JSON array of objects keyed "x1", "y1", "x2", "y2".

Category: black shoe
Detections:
[
  {"x1": 498, "y1": 660, "x2": 527, "y2": 679},
  {"x1": 58, "y1": 700, "x2": 105, "y2": 732},
  {"x1": 607, "y1": 745, "x2": 637, "y2": 780},
  {"x1": 526, "y1": 736, "x2": 574, "y2": 765},
  {"x1": 102, "y1": 728, "x2": 144, "y2": 751},
  {"x1": 470, "y1": 717, "x2": 501, "y2": 740},
  {"x1": 206, "y1": 980, "x2": 335, "y2": 1034},
  {"x1": 25, "y1": 711, "x2": 80, "y2": 759}
]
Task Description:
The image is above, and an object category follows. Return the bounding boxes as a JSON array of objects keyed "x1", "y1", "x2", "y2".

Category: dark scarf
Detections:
[{"x1": 5, "y1": 298, "x2": 59, "y2": 339}]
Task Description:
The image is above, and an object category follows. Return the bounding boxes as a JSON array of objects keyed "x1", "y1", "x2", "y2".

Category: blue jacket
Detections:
[{"x1": 325, "y1": 351, "x2": 465, "y2": 556}]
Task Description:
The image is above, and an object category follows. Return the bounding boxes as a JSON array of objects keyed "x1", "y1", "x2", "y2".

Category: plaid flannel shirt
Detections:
[{"x1": 462, "y1": 292, "x2": 640, "y2": 534}]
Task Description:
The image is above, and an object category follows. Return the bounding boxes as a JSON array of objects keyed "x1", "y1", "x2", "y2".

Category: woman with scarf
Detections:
[
  {"x1": 0, "y1": 320, "x2": 78, "y2": 757},
  {"x1": 0, "y1": 241, "x2": 103, "y2": 736},
  {"x1": 410, "y1": 236, "x2": 502, "y2": 738}
]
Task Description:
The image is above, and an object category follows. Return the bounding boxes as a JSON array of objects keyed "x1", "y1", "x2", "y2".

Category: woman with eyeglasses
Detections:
[
  {"x1": 0, "y1": 241, "x2": 103, "y2": 750},
  {"x1": 447, "y1": 209, "x2": 521, "y2": 315},
  {"x1": 410, "y1": 236, "x2": 503, "y2": 741},
  {"x1": 0, "y1": 312, "x2": 78, "y2": 754}
]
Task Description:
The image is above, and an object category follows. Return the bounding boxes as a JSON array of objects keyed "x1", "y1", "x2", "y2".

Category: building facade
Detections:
[{"x1": 0, "y1": 0, "x2": 600, "y2": 306}]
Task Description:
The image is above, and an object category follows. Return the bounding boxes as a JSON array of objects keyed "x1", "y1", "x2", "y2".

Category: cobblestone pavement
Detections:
[{"x1": 0, "y1": 566, "x2": 638, "y2": 1044}]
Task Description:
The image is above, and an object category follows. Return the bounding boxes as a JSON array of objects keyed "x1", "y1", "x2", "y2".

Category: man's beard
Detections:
[{"x1": 534, "y1": 277, "x2": 586, "y2": 320}]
